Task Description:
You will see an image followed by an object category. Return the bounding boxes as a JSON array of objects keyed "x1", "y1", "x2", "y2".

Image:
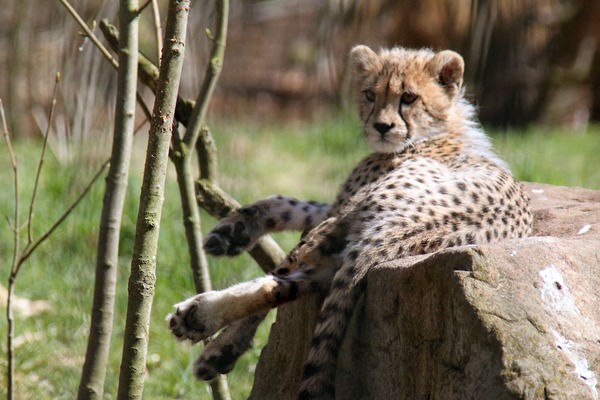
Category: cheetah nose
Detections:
[{"x1": 373, "y1": 122, "x2": 394, "y2": 135}]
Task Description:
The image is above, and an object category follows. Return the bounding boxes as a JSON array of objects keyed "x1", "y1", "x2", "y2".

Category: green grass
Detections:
[
  {"x1": 0, "y1": 117, "x2": 599, "y2": 399},
  {"x1": 493, "y1": 126, "x2": 600, "y2": 189}
]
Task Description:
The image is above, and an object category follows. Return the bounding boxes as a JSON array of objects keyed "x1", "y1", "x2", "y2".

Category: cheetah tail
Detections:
[{"x1": 297, "y1": 253, "x2": 372, "y2": 400}]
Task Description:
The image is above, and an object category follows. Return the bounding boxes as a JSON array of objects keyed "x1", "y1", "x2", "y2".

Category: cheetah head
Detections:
[{"x1": 350, "y1": 45, "x2": 465, "y2": 153}]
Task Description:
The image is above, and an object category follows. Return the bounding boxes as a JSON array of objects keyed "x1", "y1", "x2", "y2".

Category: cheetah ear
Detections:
[
  {"x1": 429, "y1": 50, "x2": 464, "y2": 94},
  {"x1": 349, "y1": 45, "x2": 379, "y2": 77}
]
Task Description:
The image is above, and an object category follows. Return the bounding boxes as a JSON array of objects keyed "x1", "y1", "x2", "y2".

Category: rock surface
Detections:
[{"x1": 249, "y1": 183, "x2": 600, "y2": 400}]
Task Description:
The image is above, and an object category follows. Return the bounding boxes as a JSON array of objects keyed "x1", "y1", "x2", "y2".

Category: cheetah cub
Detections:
[{"x1": 169, "y1": 45, "x2": 532, "y2": 399}]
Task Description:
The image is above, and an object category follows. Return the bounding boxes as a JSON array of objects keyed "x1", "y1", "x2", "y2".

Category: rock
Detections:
[{"x1": 250, "y1": 183, "x2": 600, "y2": 400}]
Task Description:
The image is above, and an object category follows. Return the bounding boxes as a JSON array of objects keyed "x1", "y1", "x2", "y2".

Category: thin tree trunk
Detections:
[
  {"x1": 116, "y1": 1, "x2": 189, "y2": 398},
  {"x1": 171, "y1": 0, "x2": 228, "y2": 294},
  {"x1": 3, "y1": 99, "x2": 20, "y2": 400},
  {"x1": 77, "y1": 1, "x2": 138, "y2": 398}
]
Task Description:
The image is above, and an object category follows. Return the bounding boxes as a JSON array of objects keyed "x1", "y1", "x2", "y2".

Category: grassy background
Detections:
[{"x1": 1, "y1": 115, "x2": 599, "y2": 399}]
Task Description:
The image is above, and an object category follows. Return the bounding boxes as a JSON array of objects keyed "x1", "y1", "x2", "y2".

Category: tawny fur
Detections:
[{"x1": 168, "y1": 45, "x2": 532, "y2": 400}]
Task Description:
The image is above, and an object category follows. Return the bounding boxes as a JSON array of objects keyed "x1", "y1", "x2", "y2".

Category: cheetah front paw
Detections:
[
  {"x1": 168, "y1": 293, "x2": 225, "y2": 344},
  {"x1": 203, "y1": 206, "x2": 262, "y2": 257}
]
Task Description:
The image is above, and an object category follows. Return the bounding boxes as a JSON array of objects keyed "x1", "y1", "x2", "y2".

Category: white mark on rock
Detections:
[
  {"x1": 539, "y1": 265, "x2": 579, "y2": 315},
  {"x1": 552, "y1": 330, "x2": 598, "y2": 400},
  {"x1": 509, "y1": 250, "x2": 517, "y2": 257},
  {"x1": 577, "y1": 224, "x2": 591, "y2": 235},
  {"x1": 531, "y1": 188, "x2": 544, "y2": 194}
]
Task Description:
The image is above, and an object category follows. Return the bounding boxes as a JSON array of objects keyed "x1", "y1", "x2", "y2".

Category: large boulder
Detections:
[{"x1": 250, "y1": 183, "x2": 600, "y2": 399}]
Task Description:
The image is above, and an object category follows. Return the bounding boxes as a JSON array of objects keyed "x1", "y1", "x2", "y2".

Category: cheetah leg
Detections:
[
  {"x1": 168, "y1": 266, "x2": 336, "y2": 345},
  {"x1": 193, "y1": 310, "x2": 268, "y2": 380},
  {"x1": 172, "y1": 217, "x2": 347, "y2": 343},
  {"x1": 204, "y1": 196, "x2": 330, "y2": 257},
  {"x1": 170, "y1": 217, "x2": 345, "y2": 379}
]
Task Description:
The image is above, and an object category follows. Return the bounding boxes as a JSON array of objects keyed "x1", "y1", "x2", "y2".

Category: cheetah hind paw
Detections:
[
  {"x1": 193, "y1": 342, "x2": 240, "y2": 380},
  {"x1": 193, "y1": 311, "x2": 265, "y2": 380},
  {"x1": 203, "y1": 207, "x2": 262, "y2": 257}
]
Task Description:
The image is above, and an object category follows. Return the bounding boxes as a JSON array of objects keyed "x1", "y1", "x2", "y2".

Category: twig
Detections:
[
  {"x1": 197, "y1": 126, "x2": 219, "y2": 183},
  {"x1": 151, "y1": 0, "x2": 163, "y2": 63},
  {"x1": 138, "y1": 0, "x2": 153, "y2": 14},
  {"x1": 99, "y1": 19, "x2": 195, "y2": 125},
  {"x1": 3, "y1": 95, "x2": 112, "y2": 400},
  {"x1": 3, "y1": 94, "x2": 110, "y2": 399},
  {"x1": 57, "y1": 0, "x2": 152, "y2": 121},
  {"x1": 181, "y1": 0, "x2": 229, "y2": 146},
  {"x1": 2, "y1": 98, "x2": 19, "y2": 400},
  {"x1": 19, "y1": 159, "x2": 110, "y2": 267},
  {"x1": 57, "y1": 0, "x2": 118, "y2": 69},
  {"x1": 27, "y1": 72, "x2": 60, "y2": 244}
]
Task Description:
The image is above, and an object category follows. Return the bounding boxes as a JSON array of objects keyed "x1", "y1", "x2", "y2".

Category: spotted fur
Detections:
[{"x1": 168, "y1": 45, "x2": 532, "y2": 399}]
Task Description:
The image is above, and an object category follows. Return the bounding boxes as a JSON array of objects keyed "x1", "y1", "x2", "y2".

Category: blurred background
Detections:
[{"x1": 2, "y1": 0, "x2": 600, "y2": 141}]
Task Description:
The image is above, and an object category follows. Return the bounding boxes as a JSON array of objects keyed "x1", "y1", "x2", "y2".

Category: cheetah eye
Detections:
[
  {"x1": 401, "y1": 91, "x2": 418, "y2": 105},
  {"x1": 364, "y1": 90, "x2": 376, "y2": 103}
]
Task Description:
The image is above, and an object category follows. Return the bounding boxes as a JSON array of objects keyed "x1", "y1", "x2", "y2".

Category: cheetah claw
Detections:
[
  {"x1": 203, "y1": 207, "x2": 262, "y2": 257},
  {"x1": 168, "y1": 293, "x2": 224, "y2": 344}
]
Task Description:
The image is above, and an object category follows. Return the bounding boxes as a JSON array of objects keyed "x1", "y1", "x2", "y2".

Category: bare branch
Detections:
[
  {"x1": 99, "y1": 19, "x2": 195, "y2": 124},
  {"x1": 57, "y1": 0, "x2": 118, "y2": 69},
  {"x1": 58, "y1": 0, "x2": 152, "y2": 121},
  {"x1": 2, "y1": 98, "x2": 19, "y2": 400},
  {"x1": 138, "y1": 0, "x2": 152, "y2": 14},
  {"x1": 2, "y1": 93, "x2": 112, "y2": 399},
  {"x1": 19, "y1": 159, "x2": 110, "y2": 268},
  {"x1": 197, "y1": 126, "x2": 219, "y2": 183},
  {"x1": 151, "y1": 0, "x2": 163, "y2": 63},
  {"x1": 27, "y1": 72, "x2": 60, "y2": 244},
  {"x1": 182, "y1": 0, "x2": 229, "y2": 146}
]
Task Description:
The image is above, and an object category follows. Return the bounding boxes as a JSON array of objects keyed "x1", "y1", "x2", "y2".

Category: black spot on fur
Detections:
[
  {"x1": 288, "y1": 281, "x2": 299, "y2": 300},
  {"x1": 466, "y1": 234, "x2": 476, "y2": 244},
  {"x1": 232, "y1": 221, "x2": 250, "y2": 245},
  {"x1": 348, "y1": 250, "x2": 359, "y2": 260},
  {"x1": 304, "y1": 215, "x2": 314, "y2": 229},
  {"x1": 302, "y1": 362, "x2": 322, "y2": 379},
  {"x1": 281, "y1": 211, "x2": 292, "y2": 222},
  {"x1": 318, "y1": 234, "x2": 348, "y2": 255},
  {"x1": 238, "y1": 205, "x2": 258, "y2": 216},
  {"x1": 214, "y1": 344, "x2": 236, "y2": 372}
]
